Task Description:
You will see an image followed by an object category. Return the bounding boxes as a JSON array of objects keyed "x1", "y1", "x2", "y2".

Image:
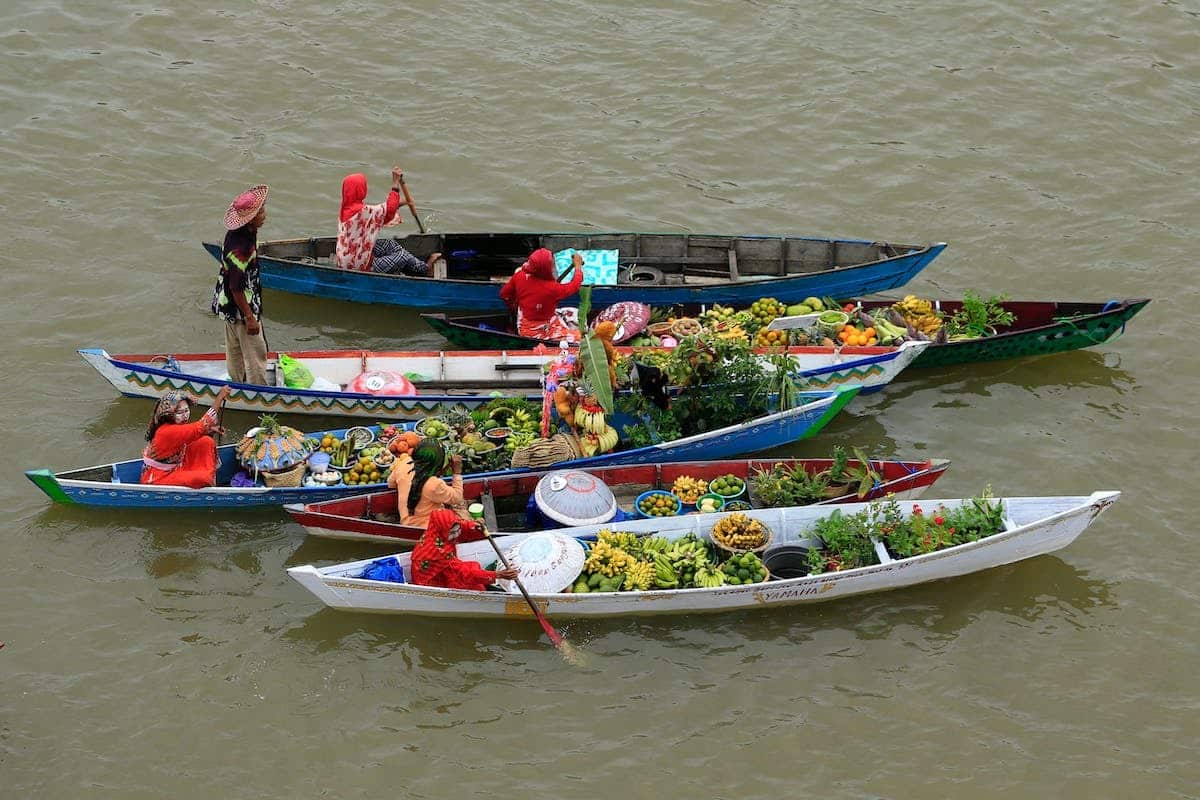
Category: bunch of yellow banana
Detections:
[
  {"x1": 583, "y1": 539, "x2": 637, "y2": 578},
  {"x1": 693, "y1": 564, "x2": 727, "y2": 588},
  {"x1": 573, "y1": 405, "x2": 608, "y2": 435},
  {"x1": 893, "y1": 295, "x2": 943, "y2": 335},
  {"x1": 671, "y1": 475, "x2": 708, "y2": 504},
  {"x1": 624, "y1": 561, "x2": 655, "y2": 592},
  {"x1": 710, "y1": 512, "x2": 769, "y2": 550}
]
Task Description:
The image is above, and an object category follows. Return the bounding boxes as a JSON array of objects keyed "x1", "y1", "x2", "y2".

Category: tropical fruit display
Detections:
[
  {"x1": 710, "y1": 512, "x2": 771, "y2": 551},
  {"x1": 670, "y1": 475, "x2": 708, "y2": 504},
  {"x1": 719, "y1": 551, "x2": 768, "y2": 585},
  {"x1": 638, "y1": 491, "x2": 681, "y2": 517},
  {"x1": 748, "y1": 297, "x2": 787, "y2": 330},
  {"x1": 708, "y1": 474, "x2": 745, "y2": 498},
  {"x1": 892, "y1": 294, "x2": 943, "y2": 336}
]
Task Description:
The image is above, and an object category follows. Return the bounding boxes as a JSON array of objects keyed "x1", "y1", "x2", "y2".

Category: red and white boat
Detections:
[{"x1": 284, "y1": 456, "x2": 951, "y2": 545}]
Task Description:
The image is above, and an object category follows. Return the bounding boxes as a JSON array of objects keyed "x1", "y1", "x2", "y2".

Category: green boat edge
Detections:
[
  {"x1": 910, "y1": 299, "x2": 1151, "y2": 369},
  {"x1": 25, "y1": 469, "x2": 74, "y2": 504}
]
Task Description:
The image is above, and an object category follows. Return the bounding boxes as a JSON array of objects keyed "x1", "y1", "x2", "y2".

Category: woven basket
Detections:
[
  {"x1": 510, "y1": 432, "x2": 583, "y2": 469},
  {"x1": 262, "y1": 460, "x2": 307, "y2": 488}
]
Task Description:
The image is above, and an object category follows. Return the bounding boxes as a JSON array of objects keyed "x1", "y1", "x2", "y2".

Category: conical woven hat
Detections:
[
  {"x1": 499, "y1": 533, "x2": 586, "y2": 595},
  {"x1": 534, "y1": 470, "x2": 617, "y2": 526}
]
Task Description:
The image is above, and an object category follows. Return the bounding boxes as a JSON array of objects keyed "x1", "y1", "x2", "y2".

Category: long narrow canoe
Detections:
[
  {"x1": 201, "y1": 233, "x2": 946, "y2": 310},
  {"x1": 78, "y1": 341, "x2": 922, "y2": 419},
  {"x1": 286, "y1": 492, "x2": 1120, "y2": 619},
  {"x1": 26, "y1": 388, "x2": 856, "y2": 509},
  {"x1": 285, "y1": 457, "x2": 951, "y2": 545},
  {"x1": 423, "y1": 299, "x2": 1151, "y2": 368}
]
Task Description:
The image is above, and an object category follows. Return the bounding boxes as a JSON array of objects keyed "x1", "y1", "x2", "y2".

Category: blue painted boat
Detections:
[
  {"x1": 25, "y1": 388, "x2": 858, "y2": 509},
  {"x1": 201, "y1": 232, "x2": 946, "y2": 310}
]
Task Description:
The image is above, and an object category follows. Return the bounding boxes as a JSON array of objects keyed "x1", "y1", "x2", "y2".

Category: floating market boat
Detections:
[
  {"x1": 77, "y1": 340, "x2": 921, "y2": 419},
  {"x1": 25, "y1": 388, "x2": 857, "y2": 509},
  {"x1": 201, "y1": 233, "x2": 946, "y2": 310},
  {"x1": 285, "y1": 456, "x2": 951, "y2": 545},
  {"x1": 423, "y1": 299, "x2": 1151, "y2": 369},
  {"x1": 286, "y1": 491, "x2": 1121, "y2": 618}
]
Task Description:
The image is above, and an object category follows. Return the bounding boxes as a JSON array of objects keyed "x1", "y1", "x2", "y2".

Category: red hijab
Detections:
[
  {"x1": 522, "y1": 248, "x2": 556, "y2": 280},
  {"x1": 340, "y1": 173, "x2": 369, "y2": 223},
  {"x1": 410, "y1": 510, "x2": 486, "y2": 586}
]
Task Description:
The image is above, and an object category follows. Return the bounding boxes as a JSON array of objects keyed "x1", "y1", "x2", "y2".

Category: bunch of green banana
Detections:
[
  {"x1": 693, "y1": 564, "x2": 728, "y2": 588},
  {"x1": 641, "y1": 536, "x2": 672, "y2": 555},
  {"x1": 651, "y1": 553, "x2": 679, "y2": 588},
  {"x1": 869, "y1": 310, "x2": 910, "y2": 345}
]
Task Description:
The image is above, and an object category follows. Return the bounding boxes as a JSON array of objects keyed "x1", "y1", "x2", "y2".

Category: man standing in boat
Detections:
[{"x1": 212, "y1": 185, "x2": 269, "y2": 385}]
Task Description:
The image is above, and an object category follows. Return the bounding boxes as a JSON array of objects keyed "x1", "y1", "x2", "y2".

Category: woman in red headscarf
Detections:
[
  {"x1": 499, "y1": 248, "x2": 586, "y2": 341},
  {"x1": 336, "y1": 166, "x2": 440, "y2": 275},
  {"x1": 140, "y1": 385, "x2": 232, "y2": 488},
  {"x1": 409, "y1": 510, "x2": 519, "y2": 591}
]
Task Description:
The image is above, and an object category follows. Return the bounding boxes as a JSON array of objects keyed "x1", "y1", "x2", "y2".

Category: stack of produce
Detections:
[
  {"x1": 747, "y1": 297, "x2": 787, "y2": 331},
  {"x1": 709, "y1": 512, "x2": 771, "y2": 551},
  {"x1": 783, "y1": 296, "x2": 827, "y2": 316},
  {"x1": 719, "y1": 552, "x2": 768, "y2": 585},
  {"x1": 235, "y1": 414, "x2": 312, "y2": 473},
  {"x1": 387, "y1": 430, "x2": 422, "y2": 457},
  {"x1": 574, "y1": 397, "x2": 619, "y2": 456},
  {"x1": 891, "y1": 295, "x2": 943, "y2": 338},
  {"x1": 671, "y1": 475, "x2": 708, "y2": 504},
  {"x1": 638, "y1": 492, "x2": 681, "y2": 517}
]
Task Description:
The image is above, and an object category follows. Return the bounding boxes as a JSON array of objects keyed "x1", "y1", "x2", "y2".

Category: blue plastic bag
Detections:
[{"x1": 360, "y1": 556, "x2": 405, "y2": 583}]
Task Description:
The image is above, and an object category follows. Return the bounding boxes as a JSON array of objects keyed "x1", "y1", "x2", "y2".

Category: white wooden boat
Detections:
[
  {"x1": 287, "y1": 492, "x2": 1120, "y2": 619},
  {"x1": 78, "y1": 341, "x2": 927, "y2": 420}
]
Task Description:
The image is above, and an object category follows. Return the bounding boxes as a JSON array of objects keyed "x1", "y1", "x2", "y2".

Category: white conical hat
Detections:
[
  {"x1": 534, "y1": 470, "x2": 617, "y2": 526},
  {"x1": 498, "y1": 532, "x2": 586, "y2": 595}
]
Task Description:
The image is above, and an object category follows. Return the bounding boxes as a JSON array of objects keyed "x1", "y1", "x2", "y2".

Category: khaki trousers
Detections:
[{"x1": 224, "y1": 321, "x2": 268, "y2": 385}]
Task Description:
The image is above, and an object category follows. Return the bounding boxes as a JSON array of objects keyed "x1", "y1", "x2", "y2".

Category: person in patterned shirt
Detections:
[
  {"x1": 211, "y1": 185, "x2": 269, "y2": 385},
  {"x1": 336, "y1": 166, "x2": 440, "y2": 275}
]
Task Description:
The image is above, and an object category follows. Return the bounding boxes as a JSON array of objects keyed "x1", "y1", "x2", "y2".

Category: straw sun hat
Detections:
[{"x1": 223, "y1": 184, "x2": 269, "y2": 230}]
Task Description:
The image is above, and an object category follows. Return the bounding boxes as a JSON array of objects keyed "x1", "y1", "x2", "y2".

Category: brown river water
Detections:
[{"x1": 3, "y1": 1, "x2": 1197, "y2": 797}]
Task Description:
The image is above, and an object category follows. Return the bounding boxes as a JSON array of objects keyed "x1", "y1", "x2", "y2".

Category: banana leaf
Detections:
[{"x1": 574, "y1": 286, "x2": 614, "y2": 414}]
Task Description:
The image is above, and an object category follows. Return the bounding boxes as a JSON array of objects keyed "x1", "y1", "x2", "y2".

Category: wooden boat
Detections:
[
  {"x1": 78, "y1": 340, "x2": 922, "y2": 420},
  {"x1": 286, "y1": 491, "x2": 1120, "y2": 618},
  {"x1": 25, "y1": 388, "x2": 857, "y2": 509},
  {"x1": 424, "y1": 299, "x2": 1151, "y2": 369},
  {"x1": 201, "y1": 233, "x2": 946, "y2": 310},
  {"x1": 285, "y1": 456, "x2": 951, "y2": 545}
]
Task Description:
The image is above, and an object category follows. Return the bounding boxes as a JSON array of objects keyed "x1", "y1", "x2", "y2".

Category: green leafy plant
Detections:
[{"x1": 946, "y1": 291, "x2": 1017, "y2": 339}]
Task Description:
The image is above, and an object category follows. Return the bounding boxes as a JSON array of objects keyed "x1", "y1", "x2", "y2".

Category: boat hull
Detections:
[
  {"x1": 425, "y1": 299, "x2": 1151, "y2": 370},
  {"x1": 27, "y1": 389, "x2": 856, "y2": 509},
  {"x1": 78, "y1": 341, "x2": 915, "y2": 419},
  {"x1": 285, "y1": 457, "x2": 951, "y2": 545},
  {"x1": 202, "y1": 235, "x2": 946, "y2": 310},
  {"x1": 286, "y1": 492, "x2": 1120, "y2": 618}
]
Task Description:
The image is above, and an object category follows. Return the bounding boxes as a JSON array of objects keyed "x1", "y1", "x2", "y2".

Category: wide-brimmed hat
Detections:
[{"x1": 223, "y1": 184, "x2": 269, "y2": 230}]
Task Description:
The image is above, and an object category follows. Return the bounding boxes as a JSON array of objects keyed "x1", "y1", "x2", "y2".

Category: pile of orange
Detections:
[
  {"x1": 387, "y1": 430, "x2": 422, "y2": 456},
  {"x1": 838, "y1": 325, "x2": 878, "y2": 347},
  {"x1": 754, "y1": 328, "x2": 788, "y2": 348}
]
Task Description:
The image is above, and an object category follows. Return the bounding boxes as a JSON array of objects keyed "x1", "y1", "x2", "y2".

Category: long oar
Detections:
[
  {"x1": 398, "y1": 175, "x2": 426, "y2": 233},
  {"x1": 480, "y1": 526, "x2": 583, "y2": 665}
]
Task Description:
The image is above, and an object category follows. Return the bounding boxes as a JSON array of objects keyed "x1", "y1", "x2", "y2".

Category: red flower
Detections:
[
  {"x1": 934, "y1": 515, "x2": 944, "y2": 525},
  {"x1": 912, "y1": 504, "x2": 923, "y2": 515}
]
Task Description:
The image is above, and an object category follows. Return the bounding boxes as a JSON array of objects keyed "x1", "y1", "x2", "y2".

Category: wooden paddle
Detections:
[
  {"x1": 398, "y1": 175, "x2": 427, "y2": 234},
  {"x1": 480, "y1": 524, "x2": 583, "y2": 665}
]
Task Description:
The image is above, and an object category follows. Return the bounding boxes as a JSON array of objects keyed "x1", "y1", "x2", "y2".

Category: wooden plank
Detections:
[
  {"x1": 728, "y1": 249, "x2": 739, "y2": 282},
  {"x1": 481, "y1": 489, "x2": 499, "y2": 531}
]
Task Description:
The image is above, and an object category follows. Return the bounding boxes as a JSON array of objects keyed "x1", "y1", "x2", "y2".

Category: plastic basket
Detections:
[
  {"x1": 634, "y1": 489, "x2": 683, "y2": 519},
  {"x1": 816, "y1": 311, "x2": 850, "y2": 338},
  {"x1": 694, "y1": 493, "x2": 726, "y2": 514}
]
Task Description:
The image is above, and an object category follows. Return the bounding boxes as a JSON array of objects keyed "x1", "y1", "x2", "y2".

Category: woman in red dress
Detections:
[
  {"x1": 139, "y1": 385, "x2": 232, "y2": 488},
  {"x1": 409, "y1": 509, "x2": 519, "y2": 591},
  {"x1": 499, "y1": 248, "x2": 585, "y2": 342}
]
